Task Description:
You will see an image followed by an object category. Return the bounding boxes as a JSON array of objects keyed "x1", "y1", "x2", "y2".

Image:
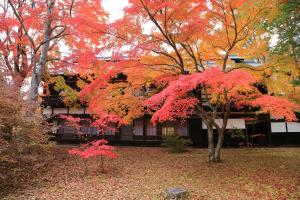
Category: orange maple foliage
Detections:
[
  {"x1": 0, "y1": 0, "x2": 107, "y2": 89},
  {"x1": 107, "y1": 0, "x2": 271, "y2": 73},
  {"x1": 80, "y1": 0, "x2": 273, "y2": 123}
]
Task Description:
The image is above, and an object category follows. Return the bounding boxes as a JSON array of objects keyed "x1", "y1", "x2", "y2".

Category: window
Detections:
[
  {"x1": 178, "y1": 121, "x2": 188, "y2": 136},
  {"x1": 133, "y1": 119, "x2": 143, "y2": 136},
  {"x1": 146, "y1": 120, "x2": 157, "y2": 136},
  {"x1": 104, "y1": 123, "x2": 116, "y2": 135},
  {"x1": 104, "y1": 128, "x2": 115, "y2": 135},
  {"x1": 121, "y1": 125, "x2": 133, "y2": 135},
  {"x1": 162, "y1": 127, "x2": 175, "y2": 136}
]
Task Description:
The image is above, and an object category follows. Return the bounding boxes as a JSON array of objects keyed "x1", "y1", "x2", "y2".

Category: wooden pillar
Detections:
[
  {"x1": 157, "y1": 122, "x2": 162, "y2": 139},
  {"x1": 285, "y1": 120, "x2": 288, "y2": 146},
  {"x1": 143, "y1": 116, "x2": 147, "y2": 141},
  {"x1": 267, "y1": 114, "x2": 272, "y2": 146}
]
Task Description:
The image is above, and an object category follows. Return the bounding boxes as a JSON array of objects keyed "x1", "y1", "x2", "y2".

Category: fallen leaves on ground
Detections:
[{"x1": 1, "y1": 147, "x2": 299, "y2": 200}]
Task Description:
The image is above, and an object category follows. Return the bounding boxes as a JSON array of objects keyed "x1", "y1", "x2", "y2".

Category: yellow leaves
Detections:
[
  {"x1": 262, "y1": 0, "x2": 281, "y2": 21},
  {"x1": 76, "y1": 79, "x2": 88, "y2": 89},
  {"x1": 264, "y1": 68, "x2": 273, "y2": 78},
  {"x1": 88, "y1": 80, "x2": 145, "y2": 123},
  {"x1": 49, "y1": 76, "x2": 79, "y2": 106},
  {"x1": 256, "y1": 55, "x2": 300, "y2": 96},
  {"x1": 124, "y1": 65, "x2": 168, "y2": 86},
  {"x1": 206, "y1": 0, "x2": 272, "y2": 65},
  {"x1": 49, "y1": 76, "x2": 67, "y2": 91}
]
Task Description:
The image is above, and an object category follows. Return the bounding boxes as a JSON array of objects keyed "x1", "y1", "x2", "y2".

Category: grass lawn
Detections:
[{"x1": 1, "y1": 147, "x2": 300, "y2": 200}]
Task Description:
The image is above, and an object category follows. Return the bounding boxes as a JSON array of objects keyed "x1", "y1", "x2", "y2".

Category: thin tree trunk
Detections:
[
  {"x1": 100, "y1": 154, "x2": 104, "y2": 173},
  {"x1": 83, "y1": 160, "x2": 88, "y2": 175},
  {"x1": 207, "y1": 125, "x2": 215, "y2": 162},
  {"x1": 245, "y1": 129, "x2": 249, "y2": 147},
  {"x1": 30, "y1": 0, "x2": 55, "y2": 101},
  {"x1": 291, "y1": 44, "x2": 299, "y2": 71},
  {"x1": 214, "y1": 130, "x2": 224, "y2": 162}
]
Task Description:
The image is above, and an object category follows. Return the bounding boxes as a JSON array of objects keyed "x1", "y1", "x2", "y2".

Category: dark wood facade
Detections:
[
  {"x1": 44, "y1": 106, "x2": 300, "y2": 147},
  {"x1": 42, "y1": 74, "x2": 300, "y2": 147}
]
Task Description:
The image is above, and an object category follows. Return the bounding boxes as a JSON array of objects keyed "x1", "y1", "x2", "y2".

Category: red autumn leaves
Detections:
[{"x1": 145, "y1": 68, "x2": 299, "y2": 123}]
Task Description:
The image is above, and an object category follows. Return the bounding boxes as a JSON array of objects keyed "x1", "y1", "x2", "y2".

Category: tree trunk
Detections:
[
  {"x1": 245, "y1": 129, "x2": 249, "y2": 147},
  {"x1": 289, "y1": 39, "x2": 299, "y2": 71},
  {"x1": 214, "y1": 130, "x2": 224, "y2": 162},
  {"x1": 207, "y1": 125, "x2": 215, "y2": 162},
  {"x1": 30, "y1": 0, "x2": 55, "y2": 101}
]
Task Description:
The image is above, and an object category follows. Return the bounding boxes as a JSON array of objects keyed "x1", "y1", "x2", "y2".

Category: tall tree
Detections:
[
  {"x1": 268, "y1": 0, "x2": 299, "y2": 70},
  {"x1": 81, "y1": 0, "x2": 270, "y2": 110},
  {"x1": 260, "y1": 0, "x2": 300, "y2": 105},
  {"x1": 79, "y1": 0, "x2": 275, "y2": 162},
  {"x1": 0, "y1": 0, "x2": 107, "y2": 99}
]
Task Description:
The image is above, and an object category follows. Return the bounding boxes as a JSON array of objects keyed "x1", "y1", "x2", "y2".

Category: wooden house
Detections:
[{"x1": 41, "y1": 59, "x2": 300, "y2": 147}]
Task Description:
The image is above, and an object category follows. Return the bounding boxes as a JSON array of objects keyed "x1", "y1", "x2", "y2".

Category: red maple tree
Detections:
[
  {"x1": 145, "y1": 68, "x2": 299, "y2": 162},
  {"x1": 68, "y1": 139, "x2": 117, "y2": 174},
  {"x1": 60, "y1": 114, "x2": 118, "y2": 173},
  {"x1": 0, "y1": 0, "x2": 107, "y2": 99}
]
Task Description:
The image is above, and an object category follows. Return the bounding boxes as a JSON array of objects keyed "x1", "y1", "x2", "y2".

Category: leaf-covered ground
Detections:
[{"x1": 1, "y1": 147, "x2": 300, "y2": 200}]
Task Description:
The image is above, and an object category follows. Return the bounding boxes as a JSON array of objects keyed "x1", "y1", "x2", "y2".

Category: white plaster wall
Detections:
[
  {"x1": 53, "y1": 108, "x2": 68, "y2": 114},
  {"x1": 287, "y1": 122, "x2": 300, "y2": 132},
  {"x1": 69, "y1": 107, "x2": 85, "y2": 114},
  {"x1": 271, "y1": 122, "x2": 286, "y2": 133},
  {"x1": 42, "y1": 107, "x2": 52, "y2": 115},
  {"x1": 202, "y1": 119, "x2": 246, "y2": 129}
]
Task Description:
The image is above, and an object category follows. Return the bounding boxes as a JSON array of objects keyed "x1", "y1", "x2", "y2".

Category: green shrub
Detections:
[
  {"x1": 162, "y1": 134, "x2": 191, "y2": 153},
  {"x1": 230, "y1": 127, "x2": 245, "y2": 140},
  {"x1": 229, "y1": 127, "x2": 246, "y2": 146}
]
